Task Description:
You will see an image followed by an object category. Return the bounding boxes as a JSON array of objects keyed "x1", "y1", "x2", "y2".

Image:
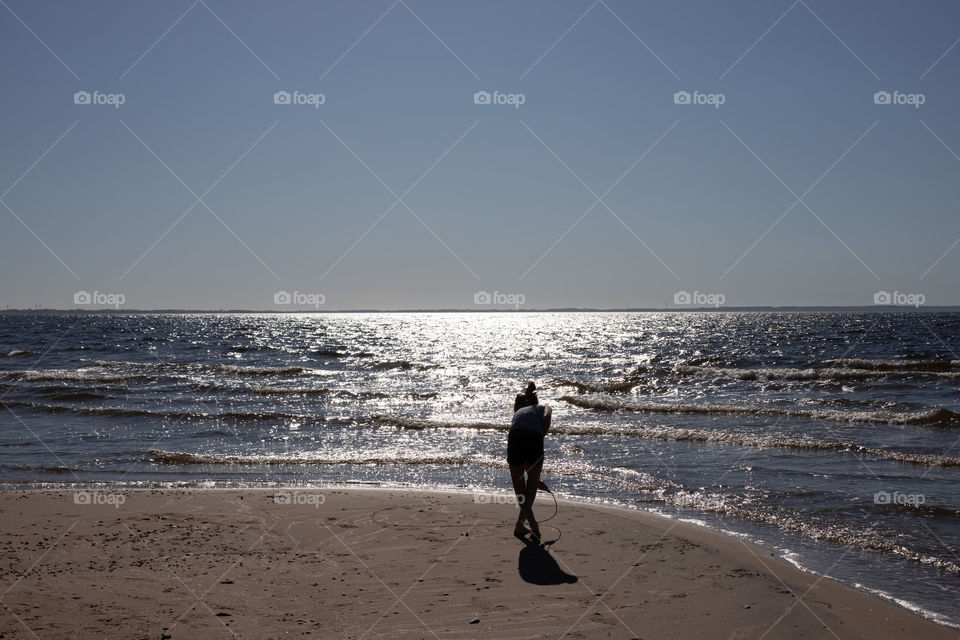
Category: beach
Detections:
[{"x1": 0, "y1": 489, "x2": 954, "y2": 639}]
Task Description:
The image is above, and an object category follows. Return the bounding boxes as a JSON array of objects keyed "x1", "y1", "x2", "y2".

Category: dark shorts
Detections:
[{"x1": 507, "y1": 428, "x2": 544, "y2": 467}]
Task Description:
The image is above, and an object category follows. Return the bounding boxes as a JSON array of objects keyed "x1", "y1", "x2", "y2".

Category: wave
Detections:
[
  {"x1": 366, "y1": 360, "x2": 440, "y2": 371},
  {"x1": 245, "y1": 386, "x2": 437, "y2": 400},
  {"x1": 372, "y1": 415, "x2": 505, "y2": 432},
  {"x1": 148, "y1": 449, "x2": 483, "y2": 467},
  {"x1": 92, "y1": 360, "x2": 316, "y2": 377},
  {"x1": 825, "y1": 358, "x2": 960, "y2": 372},
  {"x1": 556, "y1": 378, "x2": 645, "y2": 393},
  {"x1": 92, "y1": 358, "x2": 437, "y2": 376},
  {"x1": 607, "y1": 425, "x2": 960, "y2": 468},
  {"x1": 47, "y1": 392, "x2": 109, "y2": 402},
  {"x1": 1, "y1": 464, "x2": 78, "y2": 474},
  {"x1": 0, "y1": 400, "x2": 323, "y2": 423},
  {"x1": 209, "y1": 364, "x2": 313, "y2": 377},
  {"x1": 667, "y1": 364, "x2": 960, "y2": 382},
  {"x1": 665, "y1": 491, "x2": 960, "y2": 576},
  {"x1": 371, "y1": 415, "x2": 960, "y2": 467},
  {"x1": 1, "y1": 369, "x2": 155, "y2": 384},
  {"x1": 564, "y1": 360, "x2": 960, "y2": 392},
  {"x1": 5, "y1": 349, "x2": 36, "y2": 358},
  {"x1": 558, "y1": 395, "x2": 960, "y2": 427},
  {"x1": 311, "y1": 348, "x2": 346, "y2": 358}
]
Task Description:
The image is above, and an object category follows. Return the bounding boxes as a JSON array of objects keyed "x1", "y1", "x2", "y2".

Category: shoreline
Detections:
[{"x1": 1, "y1": 488, "x2": 955, "y2": 639}]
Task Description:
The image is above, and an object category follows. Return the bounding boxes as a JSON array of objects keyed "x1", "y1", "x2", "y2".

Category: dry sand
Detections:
[{"x1": 0, "y1": 488, "x2": 955, "y2": 639}]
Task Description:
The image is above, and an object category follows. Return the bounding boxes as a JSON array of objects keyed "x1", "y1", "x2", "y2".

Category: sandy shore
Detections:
[{"x1": 0, "y1": 488, "x2": 954, "y2": 639}]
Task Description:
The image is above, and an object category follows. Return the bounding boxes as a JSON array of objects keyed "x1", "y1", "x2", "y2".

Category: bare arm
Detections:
[{"x1": 541, "y1": 405, "x2": 552, "y2": 435}]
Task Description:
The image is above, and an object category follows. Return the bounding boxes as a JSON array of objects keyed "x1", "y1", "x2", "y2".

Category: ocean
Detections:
[{"x1": 1, "y1": 311, "x2": 958, "y2": 627}]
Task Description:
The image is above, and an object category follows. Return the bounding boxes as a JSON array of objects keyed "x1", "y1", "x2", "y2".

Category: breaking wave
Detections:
[{"x1": 559, "y1": 395, "x2": 960, "y2": 427}]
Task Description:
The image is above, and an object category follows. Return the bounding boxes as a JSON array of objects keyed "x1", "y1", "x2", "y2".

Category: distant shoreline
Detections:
[{"x1": 2, "y1": 306, "x2": 960, "y2": 314}]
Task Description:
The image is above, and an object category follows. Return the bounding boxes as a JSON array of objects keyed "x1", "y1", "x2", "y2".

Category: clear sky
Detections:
[{"x1": 2, "y1": 0, "x2": 959, "y2": 310}]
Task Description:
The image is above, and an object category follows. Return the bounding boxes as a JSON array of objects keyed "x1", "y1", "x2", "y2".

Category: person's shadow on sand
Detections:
[{"x1": 517, "y1": 539, "x2": 578, "y2": 585}]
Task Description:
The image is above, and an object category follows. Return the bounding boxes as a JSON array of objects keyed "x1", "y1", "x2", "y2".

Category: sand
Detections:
[{"x1": 0, "y1": 488, "x2": 955, "y2": 639}]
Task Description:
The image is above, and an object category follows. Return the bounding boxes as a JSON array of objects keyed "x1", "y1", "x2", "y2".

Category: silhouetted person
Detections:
[
  {"x1": 508, "y1": 380, "x2": 551, "y2": 540},
  {"x1": 514, "y1": 380, "x2": 538, "y2": 412}
]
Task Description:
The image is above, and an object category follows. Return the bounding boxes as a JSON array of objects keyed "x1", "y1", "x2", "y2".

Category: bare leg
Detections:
[
  {"x1": 509, "y1": 464, "x2": 530, "y2": 534},
  {"x1": 523, "y1": 460, "x2": 543, "y2": 539}
]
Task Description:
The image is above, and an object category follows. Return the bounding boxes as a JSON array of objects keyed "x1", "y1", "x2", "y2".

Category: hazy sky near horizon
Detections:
[{"x1": 2, "y1": 0, "x2": 959, "y2": 310}]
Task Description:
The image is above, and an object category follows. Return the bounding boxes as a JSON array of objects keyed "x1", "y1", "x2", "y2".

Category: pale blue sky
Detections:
[{"x1": 2, "y1": 0, "x2": 959, "y2": 309}]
